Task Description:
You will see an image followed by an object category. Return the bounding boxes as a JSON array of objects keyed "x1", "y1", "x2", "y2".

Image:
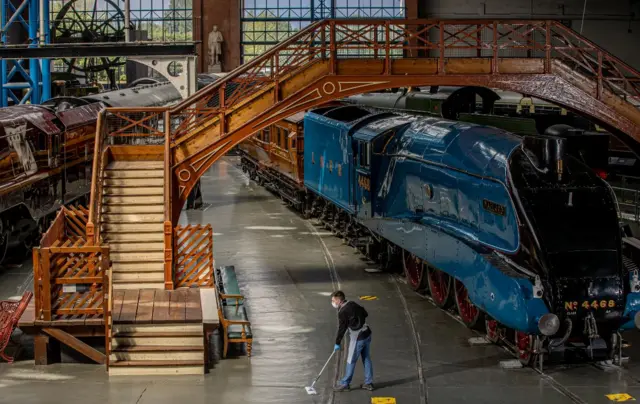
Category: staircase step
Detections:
[
  {"x1": 112, "y1": 262, "x2": 164, "y2": 272},
  {"x1": 113, "y1": 331, "x2": 203, "y2": 338},
  {"x1": 101, "y1": 223, "x2": 164, "y2": 233},
  {"x1": 103, "y1": 187, "x2": 163, "y2": 196},
  {"x1": 103, "y1": 195, "x2": 164, "y2": 205},
  {"x1": 108, "y1": 363, "x2": 204, "y2": 376},
  {"x1": 113, "y1": 272, "x2": 164, "y2": 282},
  {"x1": 102, "y1": 214, "x2": 164, "y2": 223},
  {"x1": 107, "y1": 161, "x2": 164, "y2": 170},
  {"x1": 110, "y1": 242, "x2": 164, "y2": 252},
  {"x1": 110, "y1": 350, "x2": 203, "y2": 361},
  {"x1": 113, "y1": 282, "x2": 165, "y2": 290},
  {"x1": 105, "y1": 170, "x2": 164, "y2": 179},
  {"x1": 113, "y1": 324, "x2": 203, "y2": 334},
  {"x1": 104, "y1": 178, "x2": 164, "y2": 188},
  {"x1": 102, "y1": 204, "x2": 164, "y2": 215},
  {"x1": 112, "y1": 335, "x2": 202, "y2": 347},
  {"x1": 110, "y1": 360, "x2": 203, "y2": 367},
  {"x1": 106, "y1": 233, "x2": 165, "y2": 243},
  {"x1": 111, "y1": 251, "x2": 164, "y2": 262}
]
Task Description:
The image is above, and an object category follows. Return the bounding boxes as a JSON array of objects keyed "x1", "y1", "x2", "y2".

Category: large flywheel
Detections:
[{"x1": 51, "y1": 0, "x2": 131, "y2": 82}]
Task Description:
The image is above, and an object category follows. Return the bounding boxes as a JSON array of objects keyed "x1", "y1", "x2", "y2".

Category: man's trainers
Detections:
[
  {"x1": 333, "y1": 384, "x2": 350, "y2": 392},
  {"x1": 361, "y1": 383, "x2": 374, "y2": 391}
]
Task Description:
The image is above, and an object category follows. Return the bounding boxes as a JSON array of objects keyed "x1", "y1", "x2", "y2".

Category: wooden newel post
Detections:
[{"x1": 164, "y1": 222, "x2": 174, "y2": 290}]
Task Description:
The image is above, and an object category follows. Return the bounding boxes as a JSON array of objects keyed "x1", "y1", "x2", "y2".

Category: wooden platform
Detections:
[
  {"x1": 112, "y1": 288, "x2": 203, "y2": 324},
  {"x1": 18, "y1": 301, "x2": 104, "y2": 327}
]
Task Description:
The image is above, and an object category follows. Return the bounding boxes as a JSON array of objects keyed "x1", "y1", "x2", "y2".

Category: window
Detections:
[
  {"x1": 282, "y1": 128, "x2": 290, "y2": 148},
  {"x1": 359, "y1": 142, "x2": 371, "y2": 167},
  {"x1": 263, "y1": 126, "x2": 270, "y2": 143},
  {"x1": 291, "y1": 137, "x2": 296, "y2": 150}
]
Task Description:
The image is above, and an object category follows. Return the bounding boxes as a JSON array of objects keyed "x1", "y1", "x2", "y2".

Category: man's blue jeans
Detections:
[{"x1": 339, "y1": 335, "x2": 373, "y2": 386}]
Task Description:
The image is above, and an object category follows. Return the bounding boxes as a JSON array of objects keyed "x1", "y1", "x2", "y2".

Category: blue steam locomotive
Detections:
[{"x1": 301, "y1": 104, "x2": 640, "y2": 366}]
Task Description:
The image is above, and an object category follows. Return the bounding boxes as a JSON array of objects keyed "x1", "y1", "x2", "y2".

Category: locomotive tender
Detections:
[{"x1": 240, "y1": 102, "x2": 640, "y2": 366}]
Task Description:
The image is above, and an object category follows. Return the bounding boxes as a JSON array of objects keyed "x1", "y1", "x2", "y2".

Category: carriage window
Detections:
[
  {"x1": 282, "y1": 128, "x2": 289, "y2": 148},
  {"x1": 359, "y1": 142, "x2": 371, "y2": 167},
  {"x1": 291, "y1": 137, "x2": 296, "y2": 149},
  {"x1": 263, "y1": 127, "x2": 270, "y2": 143}
]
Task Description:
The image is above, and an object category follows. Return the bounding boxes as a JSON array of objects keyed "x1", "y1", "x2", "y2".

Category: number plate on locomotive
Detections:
[{"x1": 564, "y1": 300, "x2": 616, "y2": 312}]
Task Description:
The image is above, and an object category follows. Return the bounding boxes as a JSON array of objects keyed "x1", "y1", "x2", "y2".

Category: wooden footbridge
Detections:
[{"x1": 13, "y1": 18, "x2": 640, "y2": 376}]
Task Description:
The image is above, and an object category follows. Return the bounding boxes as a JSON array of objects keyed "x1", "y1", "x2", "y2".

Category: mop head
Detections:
[{"x1": 305, "y1": 386, "x2": 317, "y2": 395}]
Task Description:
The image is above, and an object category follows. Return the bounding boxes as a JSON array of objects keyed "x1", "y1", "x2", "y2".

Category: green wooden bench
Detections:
[{"x1": 214, "y1": 266, "x2": 253, "y2": 358}]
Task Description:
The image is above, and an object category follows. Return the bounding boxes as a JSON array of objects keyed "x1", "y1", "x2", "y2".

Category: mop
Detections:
[{"x1": 305, "y1": 350, "x2": 337, "y2": 395}]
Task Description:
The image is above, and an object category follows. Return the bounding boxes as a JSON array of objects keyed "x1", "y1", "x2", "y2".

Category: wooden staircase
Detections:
[
  {"x1": 109, "y1": 323, "x2": 205, "y2": 375},
  {"x1": 107, "y1": 289, "x2": 207, "y2": 376},
  {"x1": 101, "y1": 160, "x2": 166, "y2": 290}
]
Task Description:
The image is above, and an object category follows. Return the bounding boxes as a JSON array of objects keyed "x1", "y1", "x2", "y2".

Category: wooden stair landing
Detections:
[{"x1": 109, "y1": 289, "x2": 206, "y2": 376}]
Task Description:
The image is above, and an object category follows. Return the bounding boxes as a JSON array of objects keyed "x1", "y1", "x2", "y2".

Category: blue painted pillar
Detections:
[
  {"x1": 28, "y1": 0, "x2": 40, "y2": 104},
  {"x1": 1, "y1": 0, "x2": 8, "y2": 107},
  {"x1": 40, "y1": 0, "x2": 50, "y2": 101}
]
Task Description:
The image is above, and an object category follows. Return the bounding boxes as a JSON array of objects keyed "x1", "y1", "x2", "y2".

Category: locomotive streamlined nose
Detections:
[{"x1": 538, "y1": 313, "x2": 560, "y2": 336}]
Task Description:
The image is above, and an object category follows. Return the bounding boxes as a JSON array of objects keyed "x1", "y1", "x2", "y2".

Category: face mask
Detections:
[{"x1": 332, "y1": 301, "x2": 339, "y2": 309}]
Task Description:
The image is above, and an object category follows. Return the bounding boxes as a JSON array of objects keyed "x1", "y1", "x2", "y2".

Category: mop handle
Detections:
[{"x1": 311, "y1": 350, "x2": 337, "y2": 387}]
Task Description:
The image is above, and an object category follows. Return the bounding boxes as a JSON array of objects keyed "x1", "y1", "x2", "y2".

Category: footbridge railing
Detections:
[{"x1": 96, "y1": 19, "x2": 640, "y2": 219}]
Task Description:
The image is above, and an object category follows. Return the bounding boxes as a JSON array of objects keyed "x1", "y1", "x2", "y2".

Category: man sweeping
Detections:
[{"x1": 331, "y1": 290, "x2": 374, "y2": 392}]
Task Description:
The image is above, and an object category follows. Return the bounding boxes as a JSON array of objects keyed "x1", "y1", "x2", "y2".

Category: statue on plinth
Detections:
[{"x1": 208, "y1": 25, "x2": 224, "y2": 73}]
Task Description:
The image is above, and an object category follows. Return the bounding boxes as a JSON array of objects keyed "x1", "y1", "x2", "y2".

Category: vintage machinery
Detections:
[
  {"x1": 0, "y1": 80, "x2": 182, "y2": 263},
  {"x1": 238, "y1": 103, "x2": 639, "y2": 367}
]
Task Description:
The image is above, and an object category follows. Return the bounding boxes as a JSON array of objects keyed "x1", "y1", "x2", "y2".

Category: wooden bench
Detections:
[
  {"x1": 214, "y1": 266, "x2": 252, "y2": 358},
  {"x1": 0, "y1": 292, "x2": 33, "y2": 363}
]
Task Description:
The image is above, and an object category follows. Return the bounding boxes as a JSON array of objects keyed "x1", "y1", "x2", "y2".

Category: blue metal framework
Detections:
[
  {"x1": 241, "y1": 0, "x2": 405, "y2": 61},
  {"x1": 1, "y1": 0, "x2": 50, "y2": 106}
]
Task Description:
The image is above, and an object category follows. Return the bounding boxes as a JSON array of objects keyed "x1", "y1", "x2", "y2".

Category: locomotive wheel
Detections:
[
  {"x1": 402, "y1": 250, "x2": 427, "y2": 291},
  {"x1": 426, "y1": 266, "x2": 453, "y2": 308},
  {"x1": 485, "y1": 316, "x2": 501, "y2": 344},
  {"x1": 515, "y1": 331, "x2": 534, "y2": 366},
  {"x1": 454, "y1": 279, "x2": 483, "y2": 328}
]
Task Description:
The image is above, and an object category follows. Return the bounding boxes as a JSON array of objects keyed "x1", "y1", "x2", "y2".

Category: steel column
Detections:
[{"x1": 0, "y1": 0, "x2": 50, "y2": 106}]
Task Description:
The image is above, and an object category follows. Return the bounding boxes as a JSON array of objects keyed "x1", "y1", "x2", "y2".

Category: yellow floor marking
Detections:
[
  {"x1": 371, "y1": 398, "x2": 396, "y2": 404},
  {"x1": 359, "y1": 295, "x2": 378, "y2": 301},
  {"x1": 606, "y1": 393, "x2": 636, "y2": 402}
]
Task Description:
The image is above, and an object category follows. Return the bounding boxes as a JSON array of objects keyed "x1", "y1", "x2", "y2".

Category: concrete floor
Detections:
[{"x1": 2, "y1": 156, "x2": 640, "y2": 403}]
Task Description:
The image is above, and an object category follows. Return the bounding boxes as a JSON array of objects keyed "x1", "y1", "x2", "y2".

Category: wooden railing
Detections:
[
  {"x1": 174, "y1": 224, "x2": 214, "y2": 288},
  {"x1": 34, "y1": 206, "x2": 109, "y2": 323},
  {"x1": 86, "y1": 110, "x2": 106, "y2": 246},
  {"x1": 164, "y1": 110, "x2": 174, "y2": 290}
]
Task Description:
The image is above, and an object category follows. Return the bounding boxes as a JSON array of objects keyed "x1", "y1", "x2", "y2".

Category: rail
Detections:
[
  {"x1": 86, "y1": 110, "x2": 104, "y2": 245},
  {"x1": 34, "y1": 206, "x2": 109, "y2": 322},
  {"x1": 164, "y1": 110, "x2": 174, "y2": 290}
]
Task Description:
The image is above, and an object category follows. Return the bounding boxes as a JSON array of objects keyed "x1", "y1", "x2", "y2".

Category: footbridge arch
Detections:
[{"x1": 96, "y1": 19, "x2": 640, "y2": 221}]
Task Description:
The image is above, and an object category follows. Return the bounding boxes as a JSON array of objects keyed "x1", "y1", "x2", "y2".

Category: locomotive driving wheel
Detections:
[
  {"x1": 402, "y1": 250, "x2": 427, "y2": 291},
  {"x1": 426, "y1": 265, "x2": 453, "y2": 308},
  {"x1": 485, "y1": 316, "x2": 502, "y2": 344},
  {"x1": 454, "y1": 279, "x2": 483, "y2": 328},
  {"x1": 515, "y1": 331, "x2": 535, "y2": 366}
]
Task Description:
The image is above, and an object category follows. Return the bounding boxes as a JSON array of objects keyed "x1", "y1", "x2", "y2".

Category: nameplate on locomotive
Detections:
[{"x1": 482, "y1": 199, "x2": 506, "y2": 217}]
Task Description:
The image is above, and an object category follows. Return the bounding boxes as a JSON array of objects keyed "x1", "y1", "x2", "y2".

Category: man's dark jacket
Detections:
[{"x1": 335, "y1": 301, "x2": 372, "y2": 345}]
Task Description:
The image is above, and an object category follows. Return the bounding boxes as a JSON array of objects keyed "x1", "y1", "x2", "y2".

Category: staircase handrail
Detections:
[
  {"x1": 169, "y1": 19, "x2": 327, "y2": 113},
  {"x1": 86, "y1": 109, "x2": 105, "y2": 245}
]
